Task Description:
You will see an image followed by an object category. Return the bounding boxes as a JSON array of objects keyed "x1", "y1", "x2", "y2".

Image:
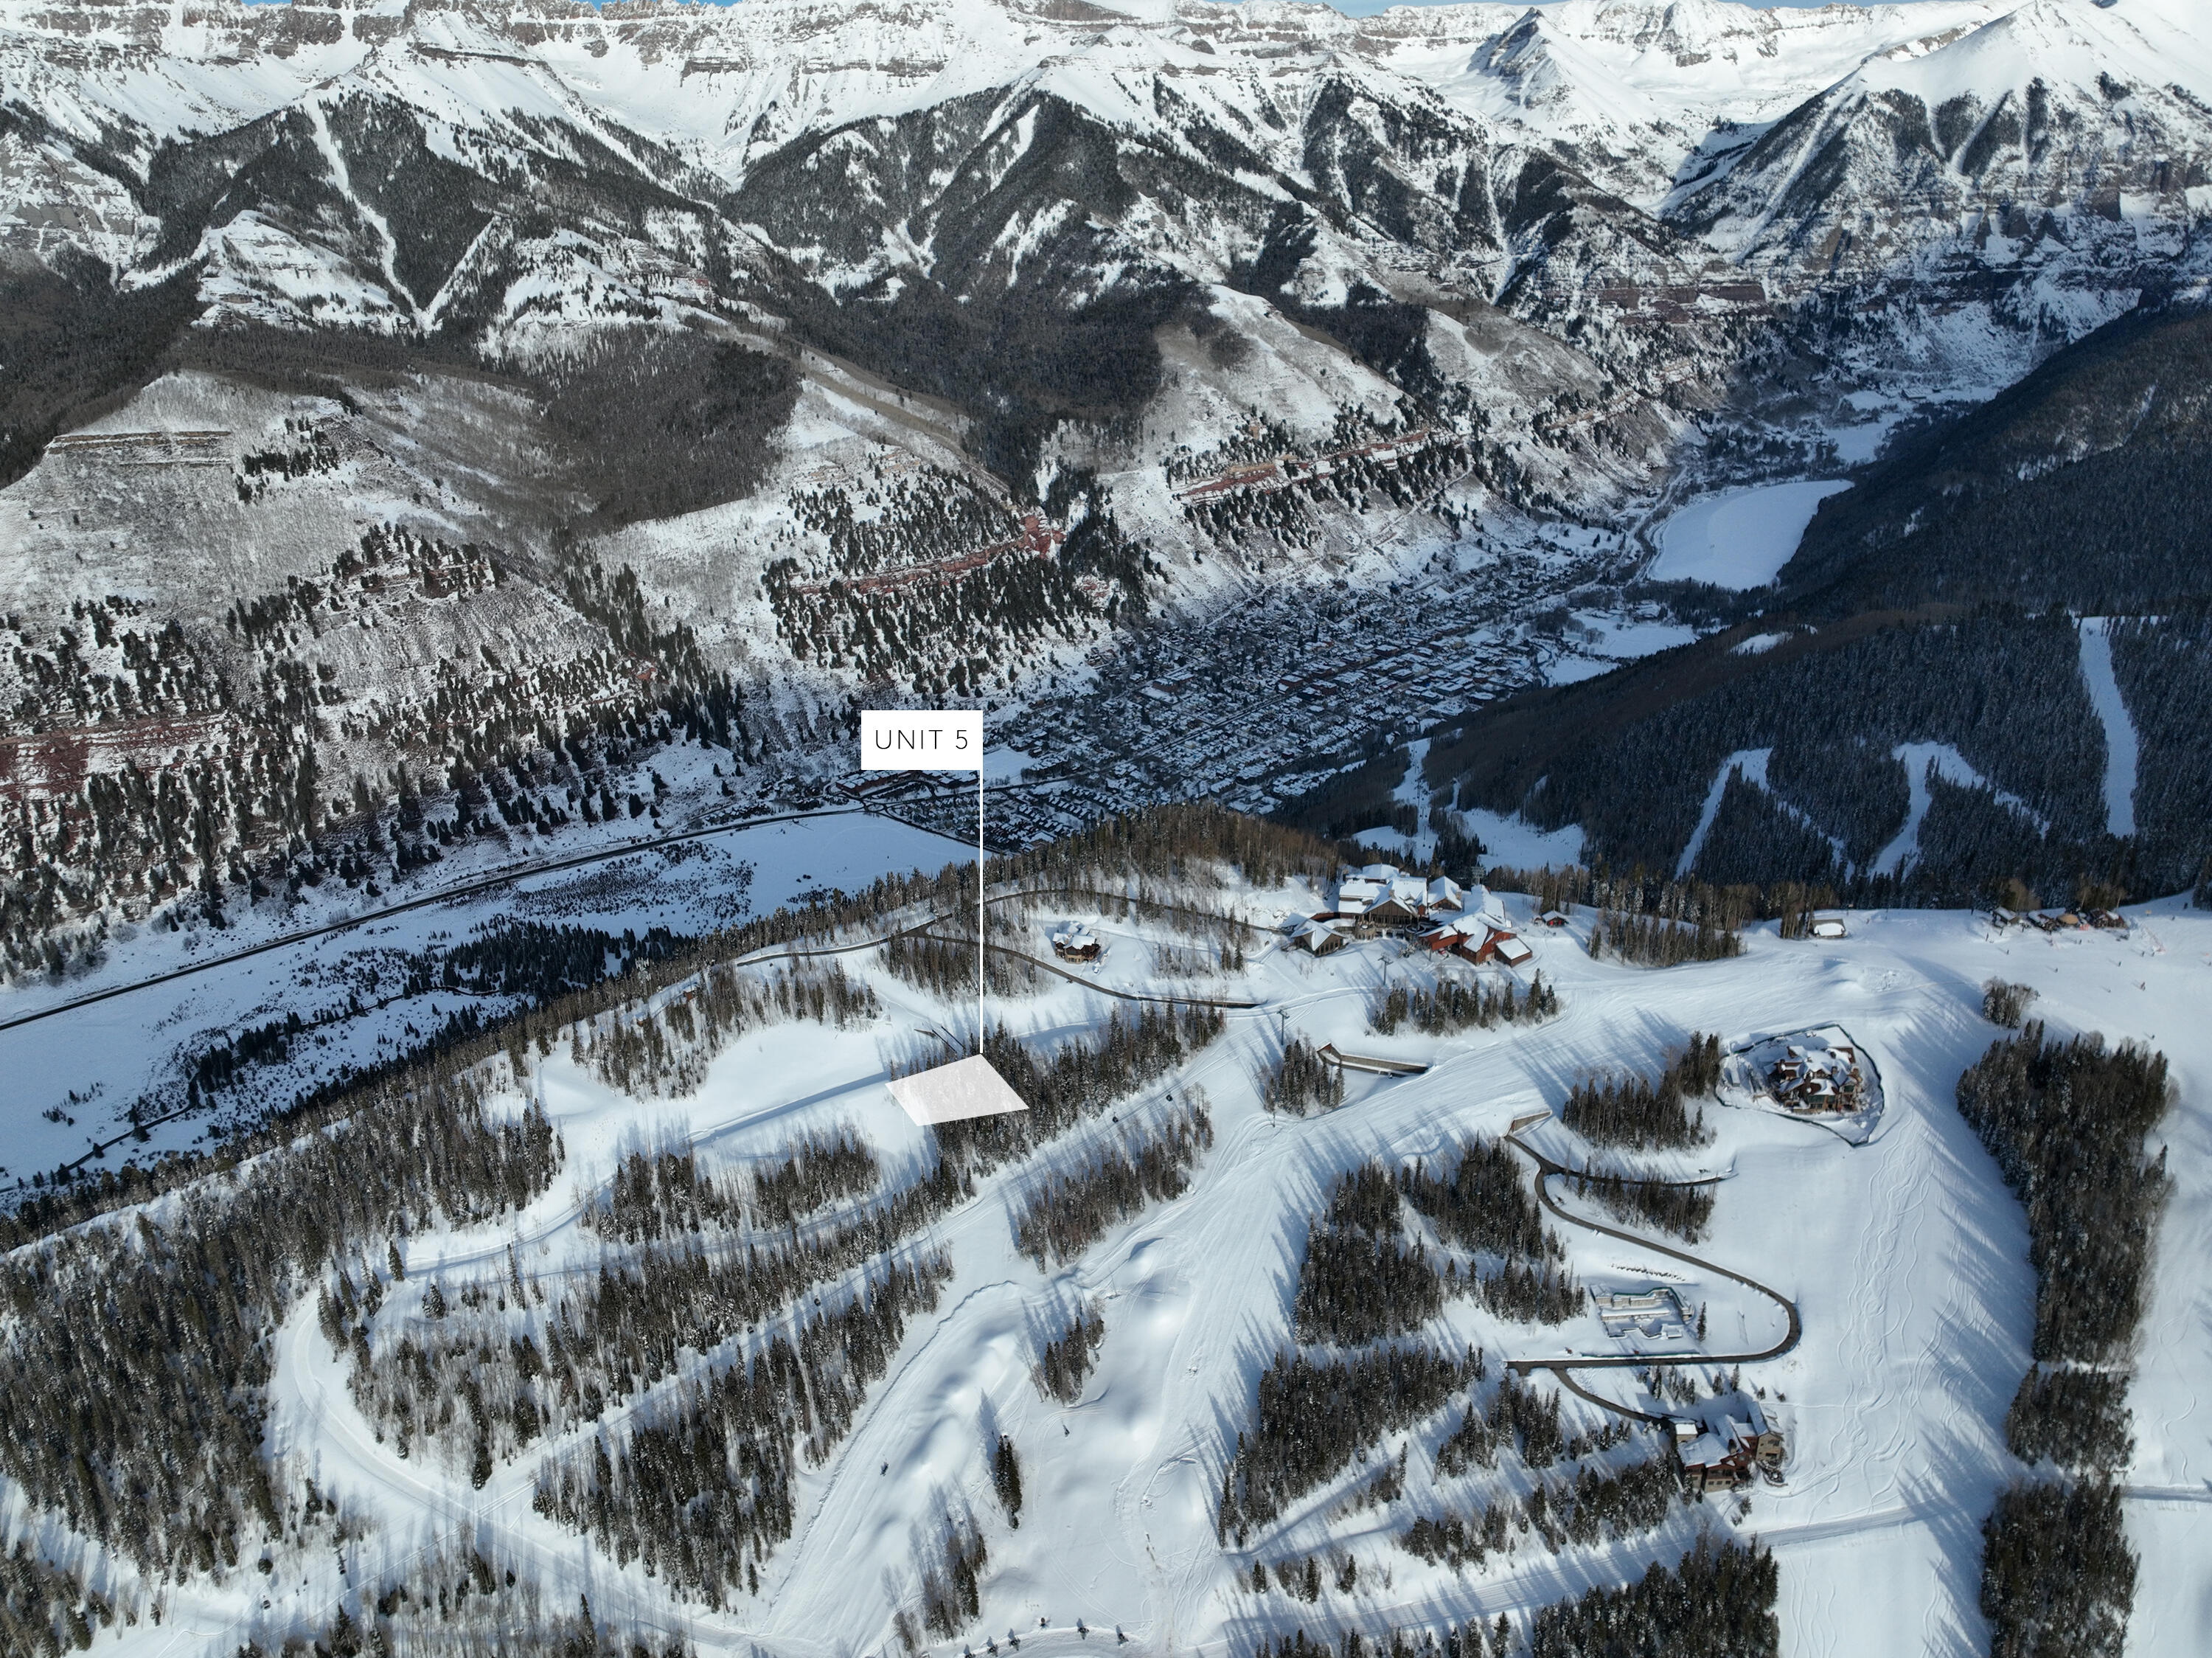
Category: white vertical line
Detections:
[
  {"x1": 2076, "y1": 618, "x2": 2138, "y2": 839},
  {"x1": 978, "y1": 763, "x2": 985, "y2": 1053}
]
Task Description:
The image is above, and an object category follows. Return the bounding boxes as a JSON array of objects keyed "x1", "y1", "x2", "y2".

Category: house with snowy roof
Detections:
[
  {"x1": 1419, "y1": 914, "x2": 1534, "y2": 967},
  {"x1": 1672, "y1": 1423, "x2": 1746, "y2": 1495},
  {"x1": 1767, "y1": 1039, "x2": 1864, "y2": 1113},
  {"x1": 1049, "y1": 923, "x2": 1102, "y2": 962},
  {"x1": 1672, "y1": 1404, "x2": 1785, "y2": 1495},
  {"x1": 1334, "y1": 873, "x2": 1386, "y2": 917},
  {"x1": 1594, "y1": 1285, "x2": 1688, "y2": 1340},
  {"x1": 1364, "y1": 880, "x2": 1427, "y2": 928},
  {"x1": 1329, "y1": 866, "x2": 1467, "y2": 932},
  {"x1": 1286, "y1": 917, "x2": 1349, "y2": 956}
]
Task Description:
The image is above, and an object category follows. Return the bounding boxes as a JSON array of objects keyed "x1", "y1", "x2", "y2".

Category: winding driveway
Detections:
[{"x1": 1503, "y1": 1129, "x2": 1803, "y2": 1417}]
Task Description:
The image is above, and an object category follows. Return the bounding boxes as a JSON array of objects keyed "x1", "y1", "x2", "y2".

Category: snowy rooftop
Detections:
[{"x1": 1678, "y1": 1432, "x2": 1733, "y2": 1470}]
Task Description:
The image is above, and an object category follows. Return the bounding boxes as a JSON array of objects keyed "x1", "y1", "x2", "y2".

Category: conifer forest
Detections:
[{"x1": 5, "y1": 0, "x2": 2212, "y2": 1651}]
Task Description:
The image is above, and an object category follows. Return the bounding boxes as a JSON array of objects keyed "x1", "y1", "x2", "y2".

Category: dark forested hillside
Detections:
[
  {"x1": 1242, "y1": 1539, "x2": 1777, "y2": 1658},
  {"x1": 2108, "y1": 614, "x2": 2212, "y2": 901},
  {"x1": 0, "y1": 262, "x2": 206, "y2": 489},
  {"x1": 1955, "y1": 1024, "x2": 2171, "y2": 1365},
  {"x1": 1426, "y1": 298, "x2": 2212, "y2": 906},
  {"x1": 1528, "y1": 1537, "x2": 1778, "y2": 1658},
  {"x1": 1959, "y1": 1024, "x2": 2171, "y2": 1657},
  {"x1": 1434, "y1": 608, "x2": 2206, "y2": 900},
  {"x1": 1780, "y1": 304, "x2": 2212, "y2": 617}
]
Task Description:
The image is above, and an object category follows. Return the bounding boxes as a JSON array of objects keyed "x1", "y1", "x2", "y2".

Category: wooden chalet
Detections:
[
  {"x1": 1363, "y1": 892, "x2": 1423, "y2": 928},
  {"x1": 1419, "y1": 915, "x2": 1531, "y2": 967},
  {"x1": 1049, "y1": 924, "x2": 1102, "y2": 962},
  {"x1": 2020, "y1": 906, "x2": 2129, "y2": 932},
  {"x1": 1286, "y1": 917, "x2": 1349, "y2": 956},
  {"x1": 1766, "y1": 1041, "x2": 1865, "y2": 1113},
  {"x1": 1324, "y1": 865, "x2": 1471, "y2": 937},
  {"x1": 1673, "y1": 1409, "x2": 1786, "y2": 1496}
]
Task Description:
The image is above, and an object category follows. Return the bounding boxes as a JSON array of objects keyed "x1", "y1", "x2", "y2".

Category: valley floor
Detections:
[{"x1": 0, "y1": 806, "x2": 972, "y2": 1187}]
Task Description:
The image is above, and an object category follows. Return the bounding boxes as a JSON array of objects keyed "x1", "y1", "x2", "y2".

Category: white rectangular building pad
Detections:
[{"x1": 887, "y1": 1055, "x2": 1030, "y2": 1125}]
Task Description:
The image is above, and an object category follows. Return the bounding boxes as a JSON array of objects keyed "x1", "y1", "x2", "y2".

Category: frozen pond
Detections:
[{"x1": 1648, "y1": 479, "x2": 1853, "y2": 589}]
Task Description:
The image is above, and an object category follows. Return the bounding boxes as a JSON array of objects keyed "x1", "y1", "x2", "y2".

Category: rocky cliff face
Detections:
[
  {"x1": 8, "y1": 0, "x2": 2202, "y2": 451},
  {"x1": 0, "y1": 0, "x2": 2206, "y2": 962}
]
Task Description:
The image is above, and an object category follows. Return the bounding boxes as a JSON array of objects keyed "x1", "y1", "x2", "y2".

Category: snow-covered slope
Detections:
[
  {"x1": 15, "y1": 853, "x2": 2210, "y2": 1658},
  {"x1": 1669, "y1": 0, "x2": 2212, "y2": 323},
  {"x1": 10, "y1": 0, "x2": 2203, "y2": 352},
  {"x1": 1376, "y1": 0, "x2": 2011, "y2": 209},
  {"x1": 9, "y1": 0, "x2": 2203, "y2": 494}
]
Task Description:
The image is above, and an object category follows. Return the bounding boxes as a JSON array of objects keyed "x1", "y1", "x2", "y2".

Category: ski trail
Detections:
[
  {"x1": 1871, "y1": 743, "x2": 2050, "y2": 878},
  {"x1": 1871, "y1": 749, "x2": 1939, "y2": 879},
  {"x1": 1675, "y1": 747, "x2": 1772, "y2": 878},
  {"x1": 255, "y1": 1296, "x2": 717, "y2": 1658},
  {"x1": 1745, "y1": 757, "x2": 1850, "y2": 871},
  {"x1": 2076, "y1": 619, "x2": 2138, "y2": 838},
  {"x1": 1393, "y1": 737, "x2": 1432, "y2": 853},
  {"x1": 305, "y1": 96, "x2": 425, "y2": 327}
]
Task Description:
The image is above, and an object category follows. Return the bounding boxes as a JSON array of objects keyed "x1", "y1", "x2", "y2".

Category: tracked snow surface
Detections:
[{"x1": 13, "y1": 855, "x2": 2208, "y2": 1658}]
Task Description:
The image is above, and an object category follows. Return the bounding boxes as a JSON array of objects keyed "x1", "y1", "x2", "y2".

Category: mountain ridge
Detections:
[{"x1": 1, "y1": 0, "x2": 2208, "y2": 976}]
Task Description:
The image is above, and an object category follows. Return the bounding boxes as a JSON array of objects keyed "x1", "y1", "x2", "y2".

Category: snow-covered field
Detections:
[
  {"x1": 1455, "y1": 810, "x2": 1587, "y2": 872},
  {"x1": 0, "y1": 809, "x2": 971, "y2": 1188},
  {"x1": 63, "y1": 852, "x2": 2211, "y2": 1658},
  {"x1": 1647, "y1": 483, "x2": 1854, "y2": 589},
  {"x1": 1541, "y1": 611, "x2": 1703, "y2": 685}
]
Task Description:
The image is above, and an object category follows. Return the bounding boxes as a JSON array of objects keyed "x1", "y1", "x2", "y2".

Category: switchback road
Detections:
[{"x1": 1503, "y1": 1128, "x2": 1803, "y2": 1415}]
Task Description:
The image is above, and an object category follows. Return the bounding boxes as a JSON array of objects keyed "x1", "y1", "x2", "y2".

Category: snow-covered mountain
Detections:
[
  {"x1": 1, "y1": 0, "x2": 2209, "y2": 970},
  {"x1": 7, "y1": 13, "x2": 2212, "y2": 1646},
  {"x1": 1671, "y1": 0, "x2": 2212, "y2": 317},
  {"x1": 10, "y1": 0, "x2": 2205, "y2": 374}
]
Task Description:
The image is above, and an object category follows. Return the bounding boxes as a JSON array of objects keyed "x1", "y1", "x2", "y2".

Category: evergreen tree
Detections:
[{"x1": 992, "y1": 1436, "x2": 1024, "y2": 1527}]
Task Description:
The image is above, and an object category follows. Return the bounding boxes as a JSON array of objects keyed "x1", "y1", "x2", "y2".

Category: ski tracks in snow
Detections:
[{"x1": 257, "y1": 1292, "x2": 714, "y2": 1658}]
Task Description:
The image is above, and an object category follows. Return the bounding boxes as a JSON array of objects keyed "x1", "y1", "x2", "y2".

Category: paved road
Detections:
[
  {"x1": 1503, "y1": 1130, "x2": 1803, "y2": 1406},
  {"x1": 913, "y1": 928, "x2": 1262, "y2": 1010},
  {"x1": 16, "y1": 873, "x2": 1274, "y2": 1181},
  {"x1": 0, "y1": 805, "x2": 869, "y2": 1036}
]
